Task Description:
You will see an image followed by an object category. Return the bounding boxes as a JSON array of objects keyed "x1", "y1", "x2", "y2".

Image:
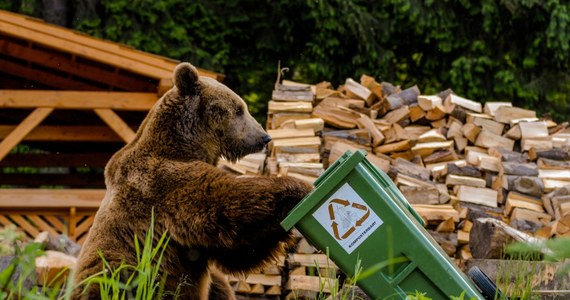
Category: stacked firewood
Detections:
[{"x1": 222, "y1": 74, "x2": 570, "y2": 299}]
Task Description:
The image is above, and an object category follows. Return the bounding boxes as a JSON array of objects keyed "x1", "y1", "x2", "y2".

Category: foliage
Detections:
[
  {"x1": 1, "y1": 0, "x2": 568, "y2": 123},
  {"x1": 79, "y1": 212, "x2": 172, "y2": 299}
]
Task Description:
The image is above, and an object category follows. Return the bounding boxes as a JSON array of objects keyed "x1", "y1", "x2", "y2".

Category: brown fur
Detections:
[{"x1": 72, "y1": 63, "x2": 313, "y2": 299}]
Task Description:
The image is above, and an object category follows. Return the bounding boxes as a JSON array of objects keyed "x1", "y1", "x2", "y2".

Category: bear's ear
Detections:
[{"x1": 173, "y1": 62, "x2": 200, "y2": 95}]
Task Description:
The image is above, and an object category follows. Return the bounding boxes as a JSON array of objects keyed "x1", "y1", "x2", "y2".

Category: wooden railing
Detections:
[{"x1": 0, "y1": 189, "x2": 103, "y2": 243}]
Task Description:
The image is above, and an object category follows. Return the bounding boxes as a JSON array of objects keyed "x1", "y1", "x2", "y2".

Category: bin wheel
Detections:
[{"x1": 467, "y1": 266, "x2": 505, "y2": 300}]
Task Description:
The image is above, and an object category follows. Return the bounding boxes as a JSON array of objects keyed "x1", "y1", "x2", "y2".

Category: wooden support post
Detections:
[
  {"x1": 94, "y1": 109, "x2": 136, "y2": 143},
  {"x1": 0, "y1": 107, "x2": 53, "y2": 161}
]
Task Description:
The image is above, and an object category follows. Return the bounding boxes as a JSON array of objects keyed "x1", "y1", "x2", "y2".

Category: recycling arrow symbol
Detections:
[{"x1": 328, "y1": 198, "x2": 370, "y2": 240}]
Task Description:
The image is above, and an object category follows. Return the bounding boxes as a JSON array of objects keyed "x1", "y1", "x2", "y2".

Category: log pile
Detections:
[{"x1": 222, "y1": 74, "x2": 569, "y2": 298}]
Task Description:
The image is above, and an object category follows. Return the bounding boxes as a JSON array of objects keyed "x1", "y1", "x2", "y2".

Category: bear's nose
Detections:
[{"x1": 262, "y1": 135, "x2": 272, "y2": 144}]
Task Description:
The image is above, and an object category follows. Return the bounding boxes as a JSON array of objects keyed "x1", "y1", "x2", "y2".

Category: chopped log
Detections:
[
  {"x1": 467, "y1": 113, "x2": 505, "y2": 135},
  {"x1": 457, "y1": 230, "x2": 470, "y2": 245},
  {"x1": 478, "y1": 156, "x2": 500, "y2": 172},
  {"x1": 446, "y1": 163, "x2": 482, "y2": 178},
  {"x1": 391, "y1": 157, "x2": 430, "y2": 181},
  {"x1": 270, "y1": 112, "x2": 312, "y2": 129},
  {"x1": 360, "y1": 74, "x2": 383, "y2": 100},
  {"x1": 411, "y1": 141, "x2": 454, "y2": 158},
  {"x1": 519, "y1": 121, "x2": 549, "y2": 139},
  {"x1": 356, "y1": 115, "x2": 385, "y2": 146},
  {"x1": 436, "y1": 184, "x2": 451, "y2": 204},
  {"x1": 504, "y1": 124, "x2": 521, "y2": 140},
  {"x1": 418, "y1": 129, "x2": 447, "y2": 143},
  {"x1": 425, "y1": 104, "x2": 447, "y2": 121},
  {"x1": 484, "y1": 102, "x2": 512, "y2": 116},
  {"x1": 543, "y1": 179, "x2": 570, "y2": 193},
  {"x1": 510, "y1": 117, "x2": 540, "y2": 126},
  {"x1": 374, "y1": 140, "x2": 411, "y2": 154},
  {"x1": 469, "y1": 218, "x2": 514, "y2": 259},
  {"x1": 505, "y1": 191, "x2": 544, "y2": 215},
  {"x1": 381, "y1": 105, "x2": 410, "y2": 124},
  {"x1": 461, "y1": 123, "x2": 481, "y2": 143},
  {"x1": 447, "y1": 120, "x2": 463, "y2": 139},
  {"x1": 456, "y1": 186, "x2": 498, "y2": 207},
  {"x1": 276, "y1": 153, "x2": 320, "y2": 164},
  {"x1": 272, "y1": 137, "x2": 321, "y2": 154},
  {"x1": 286, "y1": 275, "x2": 337, "y2": 293},
  {"x1": 35, "y1": 251, "x2": 76, "y2": 286},
  {"x1": 447, "y1": 94, "x2": 482, "y2": 113},
  {"x1": 537, "y1": 158, "x2": 570, "y2": 170},
  {"x1": 510, "y1": 208, "x2": 552, "y2": 227},
  {"x1": 409, "y1": 104, "x2": 426, "y2": 122},
  {"x1": 312, "y1": 103, "x2": 359, "y2": 129},
  {"x1": 542, "y1": 186, "x2": 570, "y2": 217},
  {"x1": 500, "y1": 162, "x2": 539, "y2": 176},
  {"x1": 475, "y1": 130, "x2": 515, "y2": 151},
  {"x1": 488, "y1": 147, "x2": 528, "y2": 163},
  {"x1": 500, "y1": 175, "x2": 544, "y2": 197},
  {"x1": 446, "y1": 174, "x2": 486, "y2": 188},
  {"x1": 394, "y1": 173, "x2": 434, "y2": 188},
  {"x1": 404, "y1": 125, "x2": 431, "y2": 140},
  {"x1": 430, "y1": 118, "x2": 447, "y2": 128},
  {"x1": 292, "y1": 118, "x2": 325, "y2": 132},
  {"x1": 385, "y1": 85, "x2": 420, "y2": 110},
  {"x1": 538, "y1": 169, "x2": 570, "y2": 180},
  {"x1": 436, "y1": 217, "x2": 456, "y2": 232},
  {"x1": 400, "y1": 186, "x2": 440, "y2": 204},
  {"x1": 411, "y1": 204, "x2": 460, "y2": 222},
  {"x1": 423, "y1": 149, "x2": 458, "y2": 164},
  {"x1": 522, "y1": 137, "x2": 553, "y2": 152},
  {"x1": 494, "y1": 106, "x2": 536, "y2": 124},
  {"x1": 427, "y1": 230, "x2": 457, "y2": 256},
  {"x1": 344, "y1": 78, "x2": 375, "y2": 106},
  {"x1": 330, "y1": 142, "x2": 391, "y2": 172},
  {"x1": 267, "y1": 128, "x2": 315, "y2": 139},
  {"x1": 272, "y1": 90, "x2": 314, "y2": 102},
  {"x1": 417, "y1": 95, "x2": 443, "y2": 111},
  {"x1": 454, "y1": 136, "x2": 469, "y2": 152},
  {"x1": 529, "y1": 148, "x2": 570, "y2": 161},
  {"x1": 268, "y1": 101, "x2": 313, "y2": 113}
]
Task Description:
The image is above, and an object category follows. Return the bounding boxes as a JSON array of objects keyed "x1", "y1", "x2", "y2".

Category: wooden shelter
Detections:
[{"x1": 0, "y1": 10, "x2": 223, "y2": 242}]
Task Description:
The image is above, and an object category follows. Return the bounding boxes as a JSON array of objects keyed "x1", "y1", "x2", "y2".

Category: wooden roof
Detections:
[
  {"x1": 0, "y1": 10, "x2": 223, "y2": 189},
  {"x1": 0, "y1": 9, "x2": 223, "y2": 91}
]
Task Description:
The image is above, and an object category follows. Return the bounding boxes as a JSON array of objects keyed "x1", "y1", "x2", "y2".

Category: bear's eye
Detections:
[{"x1": 236, "y1": 106, "x2": 244, "y2": 116}]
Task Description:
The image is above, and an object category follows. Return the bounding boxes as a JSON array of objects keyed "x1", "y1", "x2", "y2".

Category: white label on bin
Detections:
[{"x1": 312, "y1": 182, "x2": 382, "y2": 254}]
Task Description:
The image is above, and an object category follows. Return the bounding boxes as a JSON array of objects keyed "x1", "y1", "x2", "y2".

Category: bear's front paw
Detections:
[{"x1": 275, "y1": 177, "x2": 314, "y2": 215}]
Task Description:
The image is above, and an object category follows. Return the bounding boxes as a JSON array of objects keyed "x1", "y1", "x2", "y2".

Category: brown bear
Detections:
[{"x1": 72, "y1": 62, "x2": 313, "y2": 299}]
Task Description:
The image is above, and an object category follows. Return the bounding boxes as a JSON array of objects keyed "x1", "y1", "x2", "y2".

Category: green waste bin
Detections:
[{"x1": 281, "y1": 150, "x2": 484, "y2": 300}]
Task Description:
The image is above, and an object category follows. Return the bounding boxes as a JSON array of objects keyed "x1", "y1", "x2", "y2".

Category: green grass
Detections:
[{"x1": 0, "y1": 213, "x2": 173, "y2": 300}]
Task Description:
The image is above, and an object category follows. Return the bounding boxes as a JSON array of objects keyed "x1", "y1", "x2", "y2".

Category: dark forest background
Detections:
[{"x1": 2, "y1": 0, "x2": 569, "y2": 123}]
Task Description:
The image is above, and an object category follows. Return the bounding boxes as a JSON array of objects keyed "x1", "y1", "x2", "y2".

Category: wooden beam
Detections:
[
  {"x1": 94, "y1": 109, "x2": 136, "y2": 143},
  {"x1": 0, "y1": 173, "x2": 104, "y2": 187},
  {"x1": 0, "y1": 107, "x2": 53, "y2": 161},
  {"x1": 0, "y1": 40, "x2": 157, "y2": 92},
  {"x1": 0, "y1": 90, "x2": 157, "y2": 110},
  {"x1": 0, "y1": 153, "x2": 111, "y2": 167},
  {"x1": 0, "y1": 189, "x2": 103, "y2": 208},
  {"x1": 0, "y1": 58, "x2": 102, "y2": 90},
  {"x1": 0, "y1": 125, "x2": 125, "y2": 142}
]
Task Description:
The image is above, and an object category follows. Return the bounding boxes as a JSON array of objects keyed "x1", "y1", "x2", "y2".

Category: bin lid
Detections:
[{"x1": 281, "y1": 150, "x2": 367, "y2": 230}]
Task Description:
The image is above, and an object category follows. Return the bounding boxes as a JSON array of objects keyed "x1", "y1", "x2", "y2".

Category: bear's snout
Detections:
[{"x1": 262, "y1": 135, "x2": 272, "y2": 145}]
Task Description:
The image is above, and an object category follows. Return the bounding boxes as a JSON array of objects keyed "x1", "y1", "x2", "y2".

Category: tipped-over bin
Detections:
[{"x1": 281, "y1": 150, "x2": 484, "y2": 299}]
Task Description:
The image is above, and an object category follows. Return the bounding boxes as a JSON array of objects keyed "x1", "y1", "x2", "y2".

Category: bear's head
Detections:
[{"x1": 140, "y1": 63, "x2": 271, "y2": 164}]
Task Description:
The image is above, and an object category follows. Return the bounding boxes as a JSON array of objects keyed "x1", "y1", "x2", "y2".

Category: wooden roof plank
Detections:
[
  {"x1": 0, "y1": 58, "x2": 103, "y2": 90},
  {"x1": 0, "y1": 10, "x2": 222, "y2": 80},
  {"x1": 94, "y1": 108, "x2": 136, "y2": 143},
  {"x1": 0, "y1": 107, "x2": 53, "y2": 161},
  {"x1": 0, "y1": 39, "x2": 157, "y2": 91},
  {"x1": 0, "y1": 90, "x2": 158, "y2": 110},
  {"x1": 0, "y1": 125, "x2": 124, "y2": 142}
]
